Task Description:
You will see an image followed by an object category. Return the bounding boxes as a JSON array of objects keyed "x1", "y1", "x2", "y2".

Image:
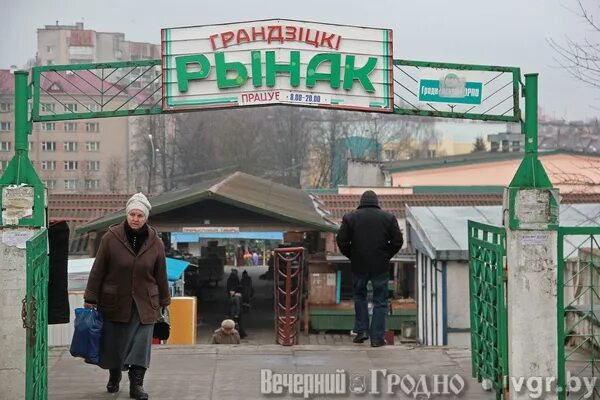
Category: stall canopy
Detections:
[
  {"x1": 406, "y1": 204, "x2": 600, "y2": 261},
  {"x1": 68, "y1": 257, "x2": 191, "y2": 282},
  {"x1": 76, "y1": 171, "x2": 338, "y2": 234}
]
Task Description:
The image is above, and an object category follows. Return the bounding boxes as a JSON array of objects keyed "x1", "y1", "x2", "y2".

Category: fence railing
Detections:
[
  {"x1": 558, "y1": 226, "x2": 600, "y2": 399},
  {"x1": 468, "y1": 220, "x2": 508, "y2": 400}
]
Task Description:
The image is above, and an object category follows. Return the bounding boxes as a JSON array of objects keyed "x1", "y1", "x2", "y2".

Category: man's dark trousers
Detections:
[{"x1": 352, "y1": 271, "x2": 388, "y2": 342}]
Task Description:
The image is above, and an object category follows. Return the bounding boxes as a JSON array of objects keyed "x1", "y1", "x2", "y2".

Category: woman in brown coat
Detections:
[{"x1": 84, "y1": 193, "x2": 171, "y2": 400}]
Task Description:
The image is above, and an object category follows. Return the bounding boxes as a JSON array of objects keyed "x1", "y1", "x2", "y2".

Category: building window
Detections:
[
  {"x1": 63, "y1": 141, "x2": 78, "y2": 152},
  {"x1": 384, "y1": 149, "x2": 397, "y2": 161},
  {"x1": 86, "y1": 141, "x2": 100, "y2": 152},
  {"x1": 64, "y1": 179, "x2": 78, "y2": 190},
  {"x1": 85, "y1": 122, "x2": 99, "y2": 132},
  {"x1": 44, "y1": 180, "x2": 56, "y2": 190},
  {"x1": 0, "y1": 103, "x2": 11, "y2": 112},
  {"x1": 29, "y1": 142, "x2": 34, "y2": 151},
  {"x1": 41, "y1": 103, "x2": 55, "y2": 113},
  {"x1": 64, "y1": 103, "x2": 78, "y2": 113},
  {"x1": 41, "y1": 141, "x2": 56, "y2": 151},
  {"x1": 0, "y1": 160, "x2": 8, "y2": 170},
  {"x1": 64, "y1": 122, "x2": 77, "y2": 132},
  {"x1": 0, "y1": 141, "x2": 11, "y2": 152},
  {"x1": 41, "y1": 160, "x2": 56, "y2": 170},
  {"x1": 47, "y1": 46, "x2": 55, "y2": 54},
  {"x1": 85, "y1": 179, "x2": 100, "y2": 189},
  {"x1": 86, "y1": 160, "x2": 100, "y2": 171},
  {"x1": 41, "y1": 122, "x2": 55, "y2": 132},
  {"x1": 85, "y1": 103, "x2": 101, "y2": 112},
  {"x1": 64, "y1": 161, "x2": 78, "y2": 171},
  {"x1": 0, "y1": 122, "x2": 11, "y2": 131}
]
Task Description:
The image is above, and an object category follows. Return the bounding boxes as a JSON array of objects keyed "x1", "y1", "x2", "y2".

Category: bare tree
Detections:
[
  {"x1": 546, "y1": 156, "x2": 600, "y2": 193},
  {"x1": 260, "y1": 106, "x2": 313, "y2": 187},
  {"x1": 549, "y1": 1, "x2": 600, "y2": 90},
  {"x1": 130, "y1": 114, "x2": 177, "y2": 194},
  {"x1": 472, "y1": 137, "x2": 487, "y2": 153},
  {"x1": 105, "y1": 155, "x2": 124, "y2": 193}
]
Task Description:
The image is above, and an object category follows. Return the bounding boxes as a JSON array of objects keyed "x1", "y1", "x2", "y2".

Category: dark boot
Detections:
[
  {"x1": 106, "y1": 369, "x2": 121, "y2": 393},
  {"x1": 128, "y1": 366, "x2": 149, "y2": 400}
]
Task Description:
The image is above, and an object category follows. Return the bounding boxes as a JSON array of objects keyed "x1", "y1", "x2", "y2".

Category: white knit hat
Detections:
[
  {"x1": 126, "y1": 192, "x2": 151, "y2": 218},
  {"x1": 221, "y1": 319, "x2": 235, "y2": 329}
]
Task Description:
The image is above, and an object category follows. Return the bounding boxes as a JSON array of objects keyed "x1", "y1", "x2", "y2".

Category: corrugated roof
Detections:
[
  {"x1": 50, "y1": 192, "x2": 600, "y2": 227},
  {"x1": 318, "y1": 193, "x2": 504, "y2": 219},
  {"x1": 75, "y1": 171, "x2": 338, "y2": 234},
  {"x1": 407, "y1": 203, "x2": 600, "y2": 261},
  {"x1": 49, "y1": 194, "x2": 130, "y2": 223},
  {"x1": 384, "y1": 149, "x2": 600, "y2": 173}
]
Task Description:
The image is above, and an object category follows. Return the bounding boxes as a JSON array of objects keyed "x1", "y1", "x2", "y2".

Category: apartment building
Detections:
[
  {"x1": 0, "y1": 69, "x2": 130, "y2": 193},
  {"x1": 0, "y1": 23, "x2": 165, "y2": 193},
  {"x1": 37, "y1": 22, "x2": 159, "y2": 66}
]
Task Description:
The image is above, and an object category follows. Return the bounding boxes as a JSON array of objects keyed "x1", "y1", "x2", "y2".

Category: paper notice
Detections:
[
  {"x1": 2, "y1": 230, "x2": 35, "y2": 249},
  {"x1": 521, "y1": 232, "x2": 550, "y2": 246}
]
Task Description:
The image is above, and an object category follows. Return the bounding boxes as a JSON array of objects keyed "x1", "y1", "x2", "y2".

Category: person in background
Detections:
[
  {"x1": 212, "y1": 319, "x2": 241, "y2": 344},
  {"x1": 226, "y1": 268, "x2": 240, "y2": 295},
  {"x1": 241, "y1": 270, "x2": 254, "y2": 312},
  {"x1": 84, "y1": 193, "x2": 171, "y2": 400},
  {"x1": 259, "y1": 252, "x2": 275, "y2": 280},
  {"x1": 228, "y1": 286, "x2": 246, "y2": 339},
  {"x1": 252, "y1": 250, "x2": 259, "y2": 266},
  {"x1": 243, "y1": 249, "x2": 252, "y2": 266},
  {"x1": 336, "y1": 190, "x2": 403, "y2": 348},
  {"x1": 236, "y1": 245, "x2": 244, "y2": 268}
]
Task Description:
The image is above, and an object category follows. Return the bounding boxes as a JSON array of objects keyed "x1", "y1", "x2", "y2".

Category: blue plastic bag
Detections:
[{"x1": 69, "y1": 307, "x2": 103, "y2": 365}]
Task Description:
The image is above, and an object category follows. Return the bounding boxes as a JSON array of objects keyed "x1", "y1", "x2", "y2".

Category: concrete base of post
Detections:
[
  {"x1": 504, "y1": 188, "x2": 559, "y2": 399},
  {"x1": 0, "y1": 228, "x2": 29, "y2": 399}
]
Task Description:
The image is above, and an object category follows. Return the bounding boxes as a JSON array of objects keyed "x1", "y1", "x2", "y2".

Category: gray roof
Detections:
[
  {"x1": 76, "y1": 171, "x2": 338, "y2": 234},
  {"x1": 406, "y1": 204, "x2": 600, "y2": 261}
]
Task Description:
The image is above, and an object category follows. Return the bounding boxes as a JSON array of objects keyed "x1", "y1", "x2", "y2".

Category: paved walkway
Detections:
[{"x1": 49, "y1": 344, "x2": 494, "y2": 399}]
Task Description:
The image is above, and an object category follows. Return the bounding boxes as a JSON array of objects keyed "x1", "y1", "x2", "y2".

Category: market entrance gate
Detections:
[{"x1": 0, "y1": 19, "x2": 547, "y2": 399}]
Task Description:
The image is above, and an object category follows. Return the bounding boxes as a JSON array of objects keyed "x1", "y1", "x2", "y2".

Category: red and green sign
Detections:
[{"x1": 162, "y1": 19, "x2": 393, "y2": 112}]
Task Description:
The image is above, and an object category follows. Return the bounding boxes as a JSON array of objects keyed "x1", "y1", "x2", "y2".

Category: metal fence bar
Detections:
[
  {"x1": 25, "y1": 228, "x2": 48, "y2": 400},
  {"x1": 31, "y1": 60, "x2": 163, "y2": 122},
  {"x1": 557, "y1": 226, "x2": 600, "y2": 399},
  {"x1": 468, "y1": 219, "x2": 507, "y2": 400}
]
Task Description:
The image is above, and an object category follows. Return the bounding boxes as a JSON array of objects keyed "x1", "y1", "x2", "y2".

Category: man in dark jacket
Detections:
[{"x1": 336, "y1": 190, "x2": 403, "y2": 347}]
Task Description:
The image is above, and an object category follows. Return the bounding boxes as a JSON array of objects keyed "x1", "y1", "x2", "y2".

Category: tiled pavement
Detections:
[{"x1": 48, "y1": 343, "x2": 494, "y2": 399}]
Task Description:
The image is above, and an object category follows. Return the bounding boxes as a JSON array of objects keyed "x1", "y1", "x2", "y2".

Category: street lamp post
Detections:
[{"x1": 148, "y1": 134, "x2": 155, "y2": 193}]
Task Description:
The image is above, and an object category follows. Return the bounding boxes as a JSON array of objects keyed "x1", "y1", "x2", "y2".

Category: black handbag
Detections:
[{"x1": 153, "y1": 307, "x2": 170, "y2": 340}]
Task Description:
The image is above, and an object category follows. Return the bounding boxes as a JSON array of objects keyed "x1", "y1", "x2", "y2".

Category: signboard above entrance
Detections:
[
  {"x1": 418, "y1": 69, "x2": 483, "y2": 105},
  {"x1": 162, "y1": 19, "x2": 393, "y2": 112}
]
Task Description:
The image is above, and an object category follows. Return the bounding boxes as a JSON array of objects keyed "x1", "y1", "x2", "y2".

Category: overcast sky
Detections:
[{"x1": 1, "y1": 0, "x2": 598, "y2": 121}]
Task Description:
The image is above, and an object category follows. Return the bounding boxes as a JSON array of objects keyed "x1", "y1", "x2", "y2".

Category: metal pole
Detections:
[
  {"x1": 14, "y1": 71, "x2": 30, "y2": 153},
  {"x1": 148, "y1": 134, "x2": 155, "y2": 193},
  {"x1": 524, "y1": 73, "x2": 538, "y2": 156},
  {"x1": 507, "y1": 72, "x2": 552, "y2": 192}
]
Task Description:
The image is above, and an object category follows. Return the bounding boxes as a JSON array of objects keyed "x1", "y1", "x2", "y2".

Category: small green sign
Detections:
[{"x1": 418, "y1": 75, "x2": 483, "y2": 105}]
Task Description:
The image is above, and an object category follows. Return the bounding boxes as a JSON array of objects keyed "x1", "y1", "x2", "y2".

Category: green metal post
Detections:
[
  {"x1": 556, "y1": 230, "x2": 565, "y2": 399},
  {"x1": 14, "y1": 71, "x2": 31, "y2": 154},
  {"x1": 509, "y1": 73, "x2": 551, "y2": 189},
  {"x1": 524, "y1": 74, "x2": 538, "y2": 155},
  {"x1": 506, "y1": 73, "x2": 556, "y2": 229},
  {"x1": 0, "y1": 70, "x2": 45, "y2": 227}
]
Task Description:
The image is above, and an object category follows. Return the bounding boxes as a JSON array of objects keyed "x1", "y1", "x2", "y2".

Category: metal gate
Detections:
[
  {"x1": 24, "y1": 228, "x2": 49, "y2": 400},
  {"x1": 557, "y1": 227, "x2": 600, "y2": 399},
  {"x1": 273, "y1": 247, "x2": 305, "y2": 346},
  {"x1": 468, "y1": 220, "x2": 508, "y2": 400}
]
